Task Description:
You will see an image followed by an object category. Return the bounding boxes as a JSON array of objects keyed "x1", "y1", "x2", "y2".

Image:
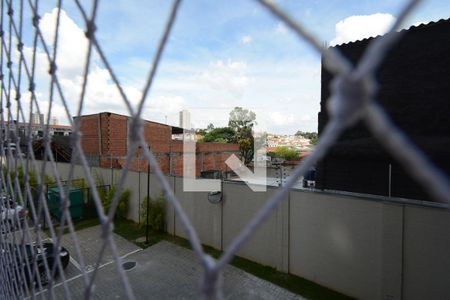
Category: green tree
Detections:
[
  {"x1": 202, "y1": 127, "x2": 235, "y2": 143},
  {"x1": 237, "y1": 137, "x2": 254, "y2": 164},
  {"x1": 206, "y1": 123, "x2": 215, "y2": 132},
  {"x1": 195, "y1": 128, "x2": 207, "y2": 136},
  {"x1": 295, "y1": 131, "x2": 318, "y2": 145},
  {"x1": 228, "y1": 107, "x2": 256, "y2": 134},
  {"x1": 196, "y1": 123, "x2": 215, "y2": 136},
  {"x1": 235, "y1": 128, "x2": 254, "y2": 164},
  {"x1": 228, "y1": 107, "x2": 257, "y2": 164}
]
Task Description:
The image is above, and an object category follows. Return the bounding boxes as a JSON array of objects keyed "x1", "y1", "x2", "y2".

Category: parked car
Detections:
[
  {"x1": 2, "y1": 142, "x2": 16, "y2": 154},
  {"x1": 0, "y1": 194, "x2": 26, "y2": 230},
  {"x1": 2, "y1": 242, "x2": 70, "y2": 287},
  {"x1": 302, "y1": 167, "x2": 316, "y2": 188},
  {"x1": 6, "y1": 142, "x2": 16, "y2": 150}
]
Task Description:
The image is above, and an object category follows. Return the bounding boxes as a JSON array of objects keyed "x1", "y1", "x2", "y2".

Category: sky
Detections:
[{"x1": 7, "y1": 0, "x2": 450, "y2": 134}]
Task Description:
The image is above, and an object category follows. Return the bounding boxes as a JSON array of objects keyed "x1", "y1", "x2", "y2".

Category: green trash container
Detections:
[{"x1": 47, "y1": 186, "x2": 83, "y2": 220}]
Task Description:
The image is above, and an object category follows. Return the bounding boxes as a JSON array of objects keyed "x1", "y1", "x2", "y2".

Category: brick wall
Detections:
[
  {"x1": 107, "y1": 113, "x2": 128, "y2": 156},
  {"x1": 78, "y1": 114, "x2": 100, "y2": 154},
  {"x1": 143, "y1": 121, "x2": 172, "y2": 153},
  {"x1": 78, "y1": 112, "x2": 128, "y2": 156},
  {"x1": 197, "y1": 142, "x2": 239, "y2": 152},
  {"x1": 78, "y1": 112, "x2": 240, "y2": 177}
]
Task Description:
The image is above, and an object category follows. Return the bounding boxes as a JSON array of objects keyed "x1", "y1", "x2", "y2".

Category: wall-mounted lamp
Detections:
[{"x1": 208, "y1": 191, "x2": 222, "y2": 204}]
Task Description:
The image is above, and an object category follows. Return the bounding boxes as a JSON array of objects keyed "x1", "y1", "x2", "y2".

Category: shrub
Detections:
[
  {"x1": 95, "y1": 172, "x2": 130, "y2": 220},
  {"x1": 273, "y1": 146, "x2": 299, "y2": 161},
  {"x1": 140, "y1": 193, "x2": 166, "y2": 232},
  {"x1": 71, "y1": 178, "x2": 87, "y2": 189},
  {"x1": 115, "y1": 187, "x2": 131, "y2": 219},
  {"x1": 6, "y1": 166, "x2": 55, "y2": 203},
  {"x1": 14, "y1": 166, "x2": 55, "y2": 190}
]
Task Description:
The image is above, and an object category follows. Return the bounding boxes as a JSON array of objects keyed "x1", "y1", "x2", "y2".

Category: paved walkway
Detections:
[{"x1": 37, "y1": 226, "x2": 304, "y2": 299}]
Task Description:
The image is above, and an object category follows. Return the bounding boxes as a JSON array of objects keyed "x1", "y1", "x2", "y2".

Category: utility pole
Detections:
[{"x1": 145, "y1": 146, "x2": 151, "y2": 245}]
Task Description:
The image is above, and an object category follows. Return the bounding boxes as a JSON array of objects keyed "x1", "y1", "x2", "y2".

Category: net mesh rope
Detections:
[{"x1": 0, "y1": 0, "x2": 449, "y2": 299}]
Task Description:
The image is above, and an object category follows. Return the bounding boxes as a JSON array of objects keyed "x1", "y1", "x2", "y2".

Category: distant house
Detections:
[
  {"x1": 316, "y1": 19, "x2": 450, "y2": 201},
  {"x1": 1, "y1": 120, "x2": 72, "y2": 159}
]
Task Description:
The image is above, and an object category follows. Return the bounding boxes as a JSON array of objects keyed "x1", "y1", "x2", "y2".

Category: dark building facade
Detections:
[{"x1": 316, "y1": 19, "x2": 450, "y2": 201}]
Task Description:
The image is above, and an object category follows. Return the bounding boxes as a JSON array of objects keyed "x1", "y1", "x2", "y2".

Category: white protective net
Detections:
[{"x1": 0, "y1": 0, "x2": 449, "y2": 299}]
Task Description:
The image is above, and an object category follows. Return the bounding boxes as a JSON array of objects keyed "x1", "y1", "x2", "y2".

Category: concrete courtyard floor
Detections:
[{"x1": 35, "y1": 225, "x2": 303, "y2": 299}]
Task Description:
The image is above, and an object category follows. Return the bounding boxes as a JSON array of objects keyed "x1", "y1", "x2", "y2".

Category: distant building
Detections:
[
  {"x1": 28, "y1": 123, "x2": 72, "y2": 138},
  {"x1": 31, "y1": 113, "x2": 44, "y2": 125},
  {"x1": 1, "y1": 120, "x2": 72, "y2": 142},
  {"x1": 47, "y1": 124, "x2": 72, "y2": 136},
  {"x1": 266, "y1": 134, "x2": 311, "y2": 149},
  {"x1": 316, "y1": 19, "x2": 450, "y2": 201},
  {"x1": 179, "y1": 109, "x2": 191, "y2": 129},
  {"x1": 267, "y1": 140, "x2": 278, "y2": 147}
]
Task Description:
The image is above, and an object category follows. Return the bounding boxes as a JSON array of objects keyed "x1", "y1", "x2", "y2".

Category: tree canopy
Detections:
[
  {"x1": 196, "y1": 123, "x2": 215, "y2": 136},
  {"x1": 201, "y1": 127, "x2": 235, "y2": 143},
  {"x1": 197, "y1": 107, "x2": 259, "y2": 164},
  {"x1": 295, "y1": 131, "x2": 318, "y2": 145},
  {"x1": 228, "y1": 107, "x2": 257, "y2": 164},
  {"x1": 228, "y1": 107, "x2": 256, "y2": 134}
]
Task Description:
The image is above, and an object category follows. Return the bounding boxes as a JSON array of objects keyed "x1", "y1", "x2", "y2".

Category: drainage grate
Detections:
[{"x1": 122, "y1": 261, "x2": 137, "y2": 271}]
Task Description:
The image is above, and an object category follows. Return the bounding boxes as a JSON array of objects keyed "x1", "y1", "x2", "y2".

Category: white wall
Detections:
[
  {"x1": 33, "y1": 161, "x2": 450, "y2": 300},
  {"x1": 402, "y1": 206, "x2": 450, "y2": 300},
  {"x1": 222, "y1": 183, "x2": 288, "y2": 270},
  {"x1": 174, "y1": 177, "x2": 222, "y2": 250},
  {"x1": 289, "y1": 191, "x2": 383, "y2": 299}
]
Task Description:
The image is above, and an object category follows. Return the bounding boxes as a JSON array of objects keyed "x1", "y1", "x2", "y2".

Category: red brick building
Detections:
[{"x1": 75, "y1": 112, "x2": 239, "y2": 177}]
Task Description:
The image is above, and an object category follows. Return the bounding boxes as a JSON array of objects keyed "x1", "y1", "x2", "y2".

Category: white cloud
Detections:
[
  {"x1": 40, "y1": 9, "x2": 89, "y2": 79},
  {"x1": 141, "y1": 95, "x2": 186, "y2": 125},
  {"x1": 270, "y1": 112, "x2": 296, "y2": 126},
  {"x1": 299, "y1": 115, "x2": 313, "y2": 122},
  {"x1": 330, "y1": 13, "x2": 395, "y2": 46},
  {"x1": 240, "y1": 35, "x2": 252, "y2": 44},
  {"x1": 149, "y1": 58, "x2": 320, "y2": 132},
  {"x1": 197, "y1": 60, "x2": 250, "y2": 99},
  {"x1": 27, "y1": 8, "x2": 143, "y2": 121},
  {"x1": 13, "y1": 8, "x2": 319, "y2": 134},
  {"x1": 146, "y1": 95, "x2": 185, "y2": 115},
  {"x1": 36, "y1": 98, "x2": 68, "y2": 123},
  {"x1": 3, "y1": 8, "x2": 143, "y2": 126},
  {"x1": 275, "y1": 22, "x2": 288, "y2": 35}
]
